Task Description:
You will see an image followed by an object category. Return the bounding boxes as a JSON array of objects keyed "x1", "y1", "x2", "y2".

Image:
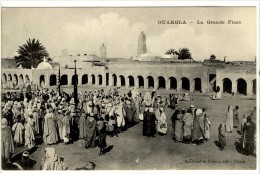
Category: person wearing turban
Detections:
[
  {"x1": 242, "y1": 116, "x2": 256, "y2": 156},
  {"x1": 24, "y1": 112, "x2": 35, "y2": 149},
  {"x1": 62, "y1": 111, "x2": 71, "y2": 144},
  {"x1": 12, "y1": 116, "x2": 25, "y2": 147},
  {"x1": 1, "y1": 118, "x2": 15, "y2": 162},
  {"x1": 43, "y1": 109, "x2": 58, "y2": 145},
  {"x1": 85, "y1": 113, "x2": 97, "y2": 149},
  {"x1": 41, "y1": 147, "x2": 67, "y2": 170},
  {"x1": 192, "y1": 109, "x2": 205, "y2": 145},
  {"x1": 157, "y1": 107, "x2": 167, "y2": 135},
  {"x1": 79, "y1": 110, "x2": 87, "y2": 139},
  {"x1": 144, "y1": 107, "x2": 157, "y2": 137}
]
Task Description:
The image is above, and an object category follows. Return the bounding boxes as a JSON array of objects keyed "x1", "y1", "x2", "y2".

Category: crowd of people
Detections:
[
  {"x1": 1, "y1": 85, "x2": 256, "y2": 170},
  {"x1": 170, "y1": 106, "x2": 210, "y2": 145},
  {"x1": 1, "y1": 87, "x2": 163, "y2": 169}
]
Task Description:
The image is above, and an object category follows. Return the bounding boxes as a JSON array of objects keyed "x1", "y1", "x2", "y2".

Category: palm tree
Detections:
[
  {"x1": 177, "y1": 48, "x2": 192, "y2": 59},
  {"x1": 165, "y1": 49, "x2": 178, "y2": 55},
  {"x1": 14, "y1": 38, "x2": 49, "y2": 69}
]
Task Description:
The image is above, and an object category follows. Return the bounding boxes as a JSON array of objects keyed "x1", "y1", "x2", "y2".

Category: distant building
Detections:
[
  {"x1": 2, "y1": 58, "x2": 17, "y2": 68},
  {"x1": 1, "y1": 32, "x2": 256, "y2": 96}
]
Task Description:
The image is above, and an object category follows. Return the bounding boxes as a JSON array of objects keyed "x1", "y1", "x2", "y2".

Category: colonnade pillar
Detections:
[
  {"x1": 46, "y1": 75, "x2": 50, "y2": 87},
  {"x1": 190, "y1": 80, "x2": 194, "y2": 92},
  {"x1": 144, "y1": 78, "x2": 148, "y2": 90},
  {"x1": 247, "y1": 81, "x2": 253, "y2": 96},
  {"x1": 177, "y1": 79, "x2": 182, "y2": 92},
  {"x1": 166, "y1": 78, "x2": 171, "y2": 90},
  {"x1": 126, "y1": 77, "x2": 130, "y2": 88},
  {"x1": 134, "y1": 77, "x2": 138, "y2": 88},
  {"x1": 68, "y1": 76, "x2": 71, "y2": 86},
  {"x1": 109, "y1": 74, "x2": 113, "y2": 87},
  {"x1": 117, "y1": 77, "x2": 122, "y2": 87},
  {"x1": 102, "y1": 75, "x2": 106, "y2": 86},
  {"x1": 78, "y1": 75, "x2": 82, "y2": 86},
  {"x1": 232, "y1": 80, "x2": 237, "y2": 94},
  {"x1": 154, "y1": 77, "x2": 158, "y2": 90},
  {"x1": 201, "y1": 80, "x2": 206, "y2": 93}
]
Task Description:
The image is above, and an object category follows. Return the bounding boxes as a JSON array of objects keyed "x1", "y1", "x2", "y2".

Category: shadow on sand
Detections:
[
  {"x1": 234, "y1": 138, "x2": 245, "y2": 155},
  {"x1": 214, "y1": 140, "x2": 224, "y2": 151},
  {"x1": 103, "y1": 145, "x2": 114, "y2": 155}
]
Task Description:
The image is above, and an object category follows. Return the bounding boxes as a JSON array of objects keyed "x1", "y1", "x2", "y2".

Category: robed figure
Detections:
[
  {"x1": 43, "y1": 110, "x2": 59, "y2": 145},
  {"x1": 12, "y1": 119, "x2": 25, "y2": 146},
  {"x1": 242, "y1": 116, "x2": 256, "y2": 156},
  {"x1": 79, "y1": 111, "x2": 87, "y2": 139},
  {"x1": 144, "y1": 108, "x2": 157, "y2": 137},
  {"x1": 175, "y1": 109, "x2": 184, "y2": 142},
  {"x1": 1, "y1": 118, "x2": 15, "y2": 162},
  {"x1": 85, "y1": 113, "x2": 97, "y2": 148},
  {"x1": 62, "y1": 112, "x2": 71, "y2": 144},
  {"x1": 142, "y1": 107, "x2": 149, "y2": 136},
  {"x1": 182, "y1": 109, "x2": 193, "y2": 142},
  {"x1": 192, "y1": 109, "x2": 205, "y2": 144},
  {"x1": 225, "y1": 106, "x2": 233, "y2": 133}
]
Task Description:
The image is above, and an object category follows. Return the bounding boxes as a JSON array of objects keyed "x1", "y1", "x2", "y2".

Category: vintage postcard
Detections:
[{"x1": 1, "y1": 1, "x2": 258, "y2": 173}]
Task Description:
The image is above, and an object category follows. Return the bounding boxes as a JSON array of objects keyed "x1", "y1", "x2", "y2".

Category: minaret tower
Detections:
[{"x1": 137, "y1": 31, "x2": 147, "y2": 55}]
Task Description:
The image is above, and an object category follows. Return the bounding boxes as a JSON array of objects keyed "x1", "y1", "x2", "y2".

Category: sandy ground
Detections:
[{"x1": 11, "y1": 86, "x2": 257, "y2": 170}]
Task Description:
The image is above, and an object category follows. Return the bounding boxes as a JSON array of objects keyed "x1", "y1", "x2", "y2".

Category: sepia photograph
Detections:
[{"x1": 1, "y1": 3, "x2": 258, "y2": 172}]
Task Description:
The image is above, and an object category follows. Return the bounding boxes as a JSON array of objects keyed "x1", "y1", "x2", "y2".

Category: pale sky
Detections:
[{"x1": 1, "y1": 7, "x2": 256, "y2": 61}]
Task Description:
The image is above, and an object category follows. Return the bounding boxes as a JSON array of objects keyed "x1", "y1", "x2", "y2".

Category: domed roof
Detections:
[{"x1": 36, "y1": 57, "x2": 53, "y2": 69}]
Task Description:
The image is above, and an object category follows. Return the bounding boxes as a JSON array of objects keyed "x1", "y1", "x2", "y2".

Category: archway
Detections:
[
  {"x1": 128, "y1": 76, "x2": 135, "y2": 87},
  {"x1": 13, "y1": 74, "x2": 18, "y2": 86},
  {"x1": 98, "y1": 75, "x2": 102, "y2": 85},
  {"x1": 2, "y1": 74, "x2": 7, "y2": 82},
  {"x1": 72, "y1": 75, "x2": 78, "y2": 85},
  {"x1": 223, "y1": 78, "x2": 232, "y2": 94},
  {"x1": 60, "y1": 75, "x2": 68, "y2": 86},
  {"x1": 40, "y1": 75, "x2": 45, "y2": 87},
  {"x1": 147, "y1": 76, "x2": 154, "y2": 89},
  {"x1": 91, "y1": 74, "x2": 95, "y2": 85},
  {"x1": 82, "y1": 74, "x2": 88, "y2": 85},
  {"x1": 19, "y1": 74, "x2": 24, "y2": 85},
  {"x1": 137, "y1": 76, "x2": 144, "y2": 88},
  {"x1": 209, "y1": 74, "x2": 217, "y2": 91},
  {"x1": 194, "y1": 78, "x2": 202, "y2": 92},
  {"x1": 119, "y1": 75, "x2": 125, "y2": 87},
  {"x1": 112, "y1": 74, "x2": 117, "y2": 86},
  {"x1": 237, "y1": 78, "x2": 247, "y2": 95},
  {"x1": 8, "y1": 74, "x2": 12, "y2": 81},
  {"x1": 25, "y1": 75, "x2": 30, "y2": 83},
  {"x1": 50, "y1": 74, "x2": 57, "y2": 86},
  {"x1": 181, "y1": 77, "x2": 190, "y2": 91},
  {"x1": 169, "y1": 77, "x2": 177, "y2": 90},
  {"x1": 252, "y1": 79, "x2": 256, "y2": 95},
  {"x1": 158, "y1": 76, "x2": 166, "y2": 89}
]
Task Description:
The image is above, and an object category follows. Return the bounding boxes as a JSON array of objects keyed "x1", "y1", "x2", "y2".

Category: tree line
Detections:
[{"x1": 165, "y1": 48, "x2": 192, "y2": 60}]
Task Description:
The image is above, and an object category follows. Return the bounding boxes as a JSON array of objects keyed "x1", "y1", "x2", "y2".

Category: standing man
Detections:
[
  {"x1": 1, "y1": 118, "x2": 15, "y2": 163},
  {"x1": 242, "y1": 116, "x2": 256, "y2": 156},
  {"x1": 145, "y1": 107, "x2": 157, "y2": 137},
  {"x1": 233, "y1": 106, "x2": 240, "y2": 129}
]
